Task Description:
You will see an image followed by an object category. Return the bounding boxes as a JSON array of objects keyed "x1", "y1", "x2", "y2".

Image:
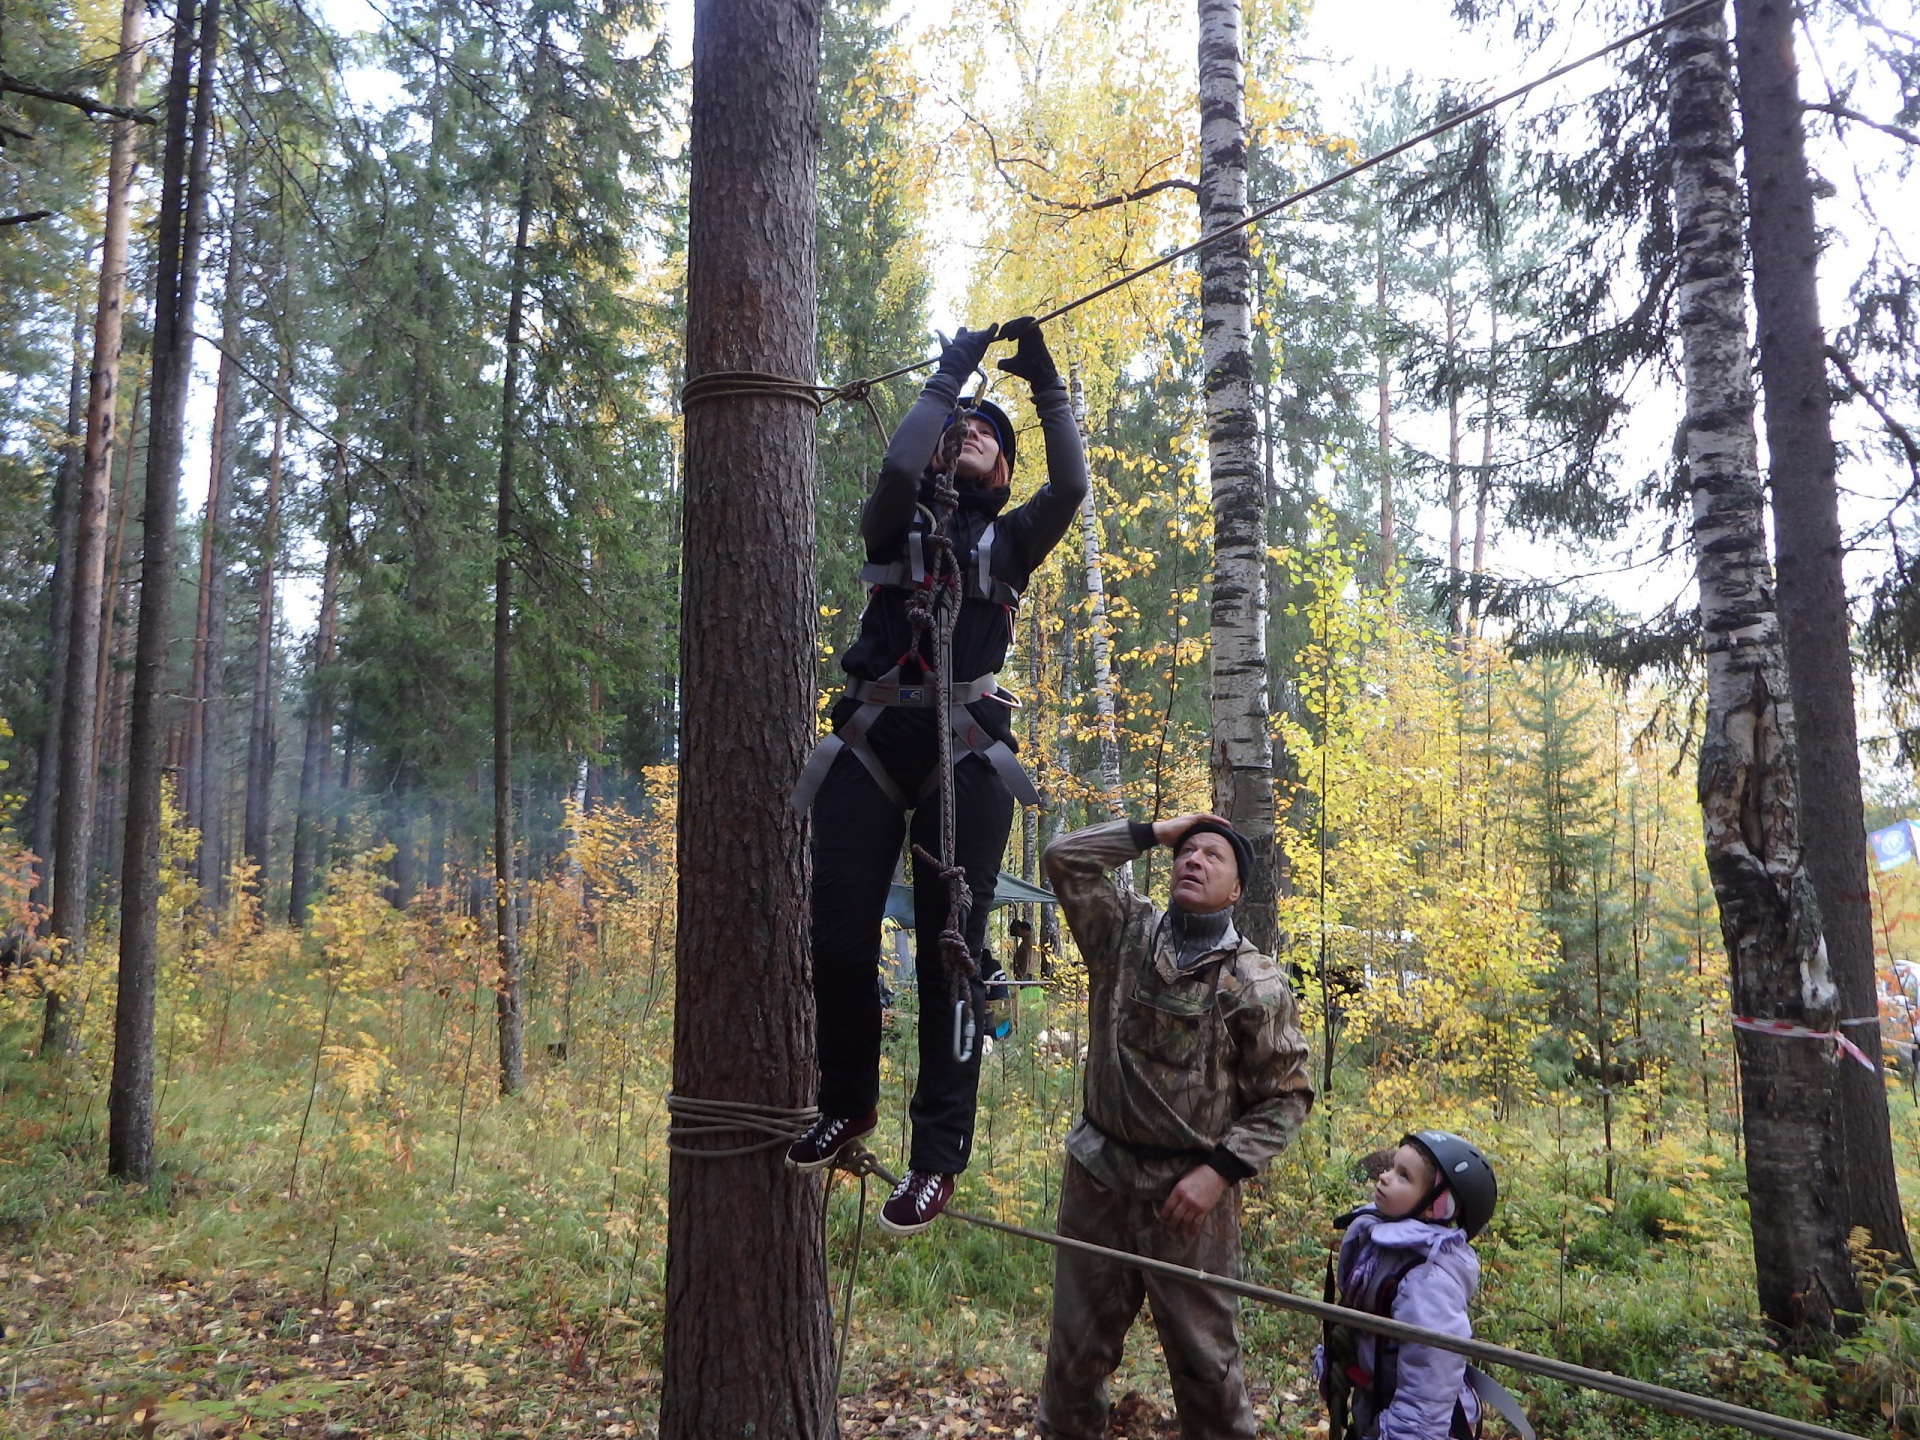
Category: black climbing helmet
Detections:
[
  {"x1": 952, "y1": 396, "x2": 1016, "y2": 471},
  {"x1": 1404, "y1": 1130, "x2": 1497, "y2": 1239}
]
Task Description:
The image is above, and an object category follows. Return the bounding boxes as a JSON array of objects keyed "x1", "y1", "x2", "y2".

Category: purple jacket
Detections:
[{"x1": 1317, "y1": 1208, "x2": 1480, "y2": 1440}]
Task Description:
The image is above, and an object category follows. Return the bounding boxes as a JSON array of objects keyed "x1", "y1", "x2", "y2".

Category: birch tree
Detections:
[
  {"x1": 1198, "y1": 0, "x2": 1277, "y2": 949},
  {"x1": 1668, "y1": 0, "x2": 1859, "y2": 1329},
  {"x1": 1072, "y1": 366, "x2": 1127, "y2": 826},
  {"x1": 1732, "y1": 0, "x2": 1911, "y2": 1269}
]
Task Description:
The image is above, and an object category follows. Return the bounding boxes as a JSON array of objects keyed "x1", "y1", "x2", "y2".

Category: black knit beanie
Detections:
[{"x1": 1172, "y1": 820, "x2": 1254, "y2": 887}]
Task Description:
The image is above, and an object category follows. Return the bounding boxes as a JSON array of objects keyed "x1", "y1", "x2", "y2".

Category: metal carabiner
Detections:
[{"x1": 952, "y1": 997, "x2": 977, "y2": 1064}]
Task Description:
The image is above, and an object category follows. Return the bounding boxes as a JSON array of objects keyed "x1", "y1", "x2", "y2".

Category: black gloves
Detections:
[
  {"x1": 936, "y1": 323, "x2": 1000, "y2": 381},
  {"x1": 995, "y1": 315, "x2": 1060, "y2": 389}
]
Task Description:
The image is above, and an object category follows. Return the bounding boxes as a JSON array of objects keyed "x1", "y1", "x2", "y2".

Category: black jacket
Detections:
[{"x1": 834, "y1": 369, "x2": 1088, "y2": 748}]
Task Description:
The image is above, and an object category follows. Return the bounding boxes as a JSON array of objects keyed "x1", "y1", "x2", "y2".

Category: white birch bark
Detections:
[
  {"x1": 1668, "y1": 0, "x2": 1859, "y2": 1329},
  {"x1": 1071, "y1": 366, "x2": 1127, "y2": 825},
  {"x1": 1199, "y1": 0, "x2": 1275, "y2": 947}
]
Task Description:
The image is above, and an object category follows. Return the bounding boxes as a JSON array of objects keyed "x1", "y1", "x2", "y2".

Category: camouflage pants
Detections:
[{"x1": 1036, "y1": 1157, "x2": 1256, "y2": 1440}]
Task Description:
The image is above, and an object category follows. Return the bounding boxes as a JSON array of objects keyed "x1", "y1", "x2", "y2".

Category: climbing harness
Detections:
[
  {"x1": 786, "y1": 392, "x2": 1042, "y2": 1061},
  {"x1": 1320, "y1": 1212, "x2": 1534, "y2": 1440},
  {"x1": 820, "y1": 1144, "x2": 1863, "y2": 1440},
  {"x1": 912, "y1": 406, "x2": 985, "y2": 1065}
]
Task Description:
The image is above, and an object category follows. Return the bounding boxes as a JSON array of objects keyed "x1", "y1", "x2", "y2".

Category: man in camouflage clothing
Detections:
[{"x1": 1036, "y1": 813, "x2": 1315, "y2": 1440}]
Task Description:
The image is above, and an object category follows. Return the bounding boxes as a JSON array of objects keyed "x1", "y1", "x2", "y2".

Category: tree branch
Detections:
[
  {"x1": 0, "y1": 210, "x2": 55, "y2": 227},
  {"x1": 952, "y1": 102, "x2": 1197, "y2": 215},
  {"x1": 0, "y1": 73, "x2": 157, "y2": 123},
  {"x1": 1804, "y1": 100, "x2": 1920, "y2": 149},
  {"x1": 1828, "y1": 346, "x2": 1920, "y2": 547}
]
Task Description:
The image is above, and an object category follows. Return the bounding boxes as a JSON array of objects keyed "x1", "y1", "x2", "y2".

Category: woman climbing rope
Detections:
[{"x1": 787, "y1": 317, "x2": 1088, "y2": 1234}]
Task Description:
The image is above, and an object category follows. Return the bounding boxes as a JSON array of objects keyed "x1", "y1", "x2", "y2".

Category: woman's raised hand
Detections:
[
  {"x1": 995, "y1": 316, "x2": 1060, "y2": 390},
  {"x1": 936, "y1": 324, "x2": 1001, "y2": 380}
]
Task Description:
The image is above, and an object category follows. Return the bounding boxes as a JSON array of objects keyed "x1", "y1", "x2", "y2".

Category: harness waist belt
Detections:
[
  {"x1": 790, "y1": 666, "x2": 1042, "y2": 814},
  {"x1": 845, "y1": 673, "x2": 1005, "y2": 707}
]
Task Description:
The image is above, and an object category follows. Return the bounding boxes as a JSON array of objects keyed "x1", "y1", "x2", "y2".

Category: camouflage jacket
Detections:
[{"x1": 1045, "y1": 820, "x2": 1315, "y2": 1198}]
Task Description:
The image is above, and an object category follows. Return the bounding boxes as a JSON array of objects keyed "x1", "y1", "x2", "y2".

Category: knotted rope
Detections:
[
  {"x1": 663, "y1": 1092, "x2": 820, "y2": 1158},
  {"x1": 902, "y1": 410, "x2": 983, "y2": 1061}
]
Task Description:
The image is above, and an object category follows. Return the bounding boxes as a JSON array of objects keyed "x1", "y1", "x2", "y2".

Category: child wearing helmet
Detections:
[{"x1": 1315, "y1": 1131, "x2": 1499, "y2": 1440}]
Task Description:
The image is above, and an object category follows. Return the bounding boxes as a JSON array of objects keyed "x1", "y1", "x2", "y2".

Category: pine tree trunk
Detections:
[
  {"x1": 41, "y1": 0, "x2": 144, "y2": 1055},
  {"x1": 31, "y1": 298, "x2": 88, "y2": 913},
  {"x1": 1470, "y1": 308, "x2": 1495, "y2": 632},
  {"x1": 1071, "y1": 368, "x2": 1126, "y2": 826},
  {"x1": 289, "y1": 507, "x2": 341, "y2": 925},
  {"x1": 1731, "y1": 0, "x2": 1912, "y2": 1268},
  {"x1": 242, "y1": 351, "x2": 287, "y2": 894},
  {"x1": 659, "y1": 0, "x2": 831, "y2": 1430},
  {"x1": 1444, "y1": 243, "x2": 1463, "y2": 638},
  {"x1": 1199, "y1": 0, "x2": 1277, "y2": 951},
  {"x1": 189, "y1": 146, "x2": 252, "y2": 911},
  {"x1": 493, "y1": 120, "x2": 535, "y2": 1100},
  {"x1": 110, "y1": 0, "x2": 221, "y2": 1180},
  {"x1": 1669, "y1": 0, "x2": 1861, "y2": 1330},
  {"x1": 1375, "y1": 241, "x2": 1394, "y2": 575}
]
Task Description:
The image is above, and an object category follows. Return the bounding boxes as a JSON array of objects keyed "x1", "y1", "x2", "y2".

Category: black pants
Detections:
[{"x1": 810, "y1": 710, "x2": 1013, "y2": 1174}]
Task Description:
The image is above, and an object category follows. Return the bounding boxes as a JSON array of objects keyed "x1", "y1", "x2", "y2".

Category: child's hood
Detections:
[{"x1": 1345, "y1": 1206, "x2": 1481, "y2": 1291}]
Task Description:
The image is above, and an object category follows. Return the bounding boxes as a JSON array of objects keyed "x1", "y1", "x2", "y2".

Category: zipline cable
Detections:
[
  {"x1": 838, "y1": 0, "x2": 1719, "y2": 394},
  {"x1": 831, "y1": 1144, "x2": 1868, "y2": 1440}
]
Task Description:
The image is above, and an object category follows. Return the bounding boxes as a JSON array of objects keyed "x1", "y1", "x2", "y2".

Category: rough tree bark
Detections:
[
  {"x1": 186, "y1": 136, "x2": 252, "y2": 907},
  {"x1": 657, "y1": 0, "x2": 832, "y2": 1431},
  {"x1": 288, "y1": 487, "x2": 342, "y2": 925},
  {"x1": 1732, "y1": 0, "x2": 1912, "y2": 1268},
  {"x1": 110, "y1": 0, "x2": 220, "y2": 1180},
  {"x1": 1199, "y1": 0, "x2": 1278, "y2": 951},
  {"x1": 242, "y1": 350, "x2": 288, "y2": 892},
  {"x1": 492, "y1": 113, "x2": 535, "y2": 1099},
  {"x1": 1669, "y1": 0, "x2": 1861, "y2": 1330},
  {"x1": 41, "y1": 0, "x2": 143, "y2": 1055},
  {"x1": 30, "y1": 298, "x2": 88, "y2": 913}
]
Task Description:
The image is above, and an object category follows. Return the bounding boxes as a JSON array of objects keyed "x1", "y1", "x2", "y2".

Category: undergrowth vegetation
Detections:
[
  {"x1": 3, "y1": 820, "x2": 1917, "y2": 1436},
  {"x1": 5, "y1": 594, "x2": 1920, "y2": 1435}
]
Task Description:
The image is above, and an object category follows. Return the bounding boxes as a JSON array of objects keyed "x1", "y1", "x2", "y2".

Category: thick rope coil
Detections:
[
  {"x1": 664, "y1": 1092, "x2": 820, "y2": 1159},
  {"x1": 680, "y1": 370, "x2": 834, "y2": 412},
  {"x1": 679, "y1": 370, "x2": 892, "y2": 446}
]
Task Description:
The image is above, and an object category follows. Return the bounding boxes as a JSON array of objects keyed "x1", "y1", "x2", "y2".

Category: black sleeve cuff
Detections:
[
  {"x1": 1127, "y1": 820, "x2": 1159, "y2": 853},
  {"x1": 1206, "y1": 1145, "x2": 1256, "y2": 1184}
]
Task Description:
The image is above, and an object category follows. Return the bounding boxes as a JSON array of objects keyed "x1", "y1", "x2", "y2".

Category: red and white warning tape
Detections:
[{"x1": 1731, "y1": 1015, "x2": 1878, "y2": 1072}]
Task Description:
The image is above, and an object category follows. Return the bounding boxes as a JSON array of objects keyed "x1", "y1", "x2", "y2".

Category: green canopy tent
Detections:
[{"x1": 883, "y1": 870, "x2": 1055, "y2": 928}]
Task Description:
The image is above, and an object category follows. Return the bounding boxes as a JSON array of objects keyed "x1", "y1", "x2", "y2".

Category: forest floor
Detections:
[{"x1": 2, "y1": 939, "x2": 1914, "y2": 1438}]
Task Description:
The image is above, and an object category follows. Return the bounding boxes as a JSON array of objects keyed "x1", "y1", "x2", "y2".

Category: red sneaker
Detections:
[
  {"x1": 878, "y1": 1169, "x2": 954, "y2": 1235},
  {"x1": 785, "y1": 1110, "x2": 877, "y2": 1171}
]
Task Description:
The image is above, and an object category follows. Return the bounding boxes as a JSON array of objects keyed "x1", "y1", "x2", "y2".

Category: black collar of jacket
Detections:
[{"x1": 921, "y1": 475, "x2": 1012, "y2": 517}]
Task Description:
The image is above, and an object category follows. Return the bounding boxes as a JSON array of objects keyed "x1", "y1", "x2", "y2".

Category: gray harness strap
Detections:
[
  {"x1": 790, "y1": 690, "x2": 907, "y2": 813},
  {"x1": 790, "y1": 668, "x2": 1041, "y2": 814},
  {"x1": 934, "y1": 701, "x2": 1041, "y2": 808},
  {"x1": 858, "y1": 515, "x2": 1022, "y2": 607},
  {"x1": 1467, "y1": 1368, "x2": 1535, "y2": 1440}
]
